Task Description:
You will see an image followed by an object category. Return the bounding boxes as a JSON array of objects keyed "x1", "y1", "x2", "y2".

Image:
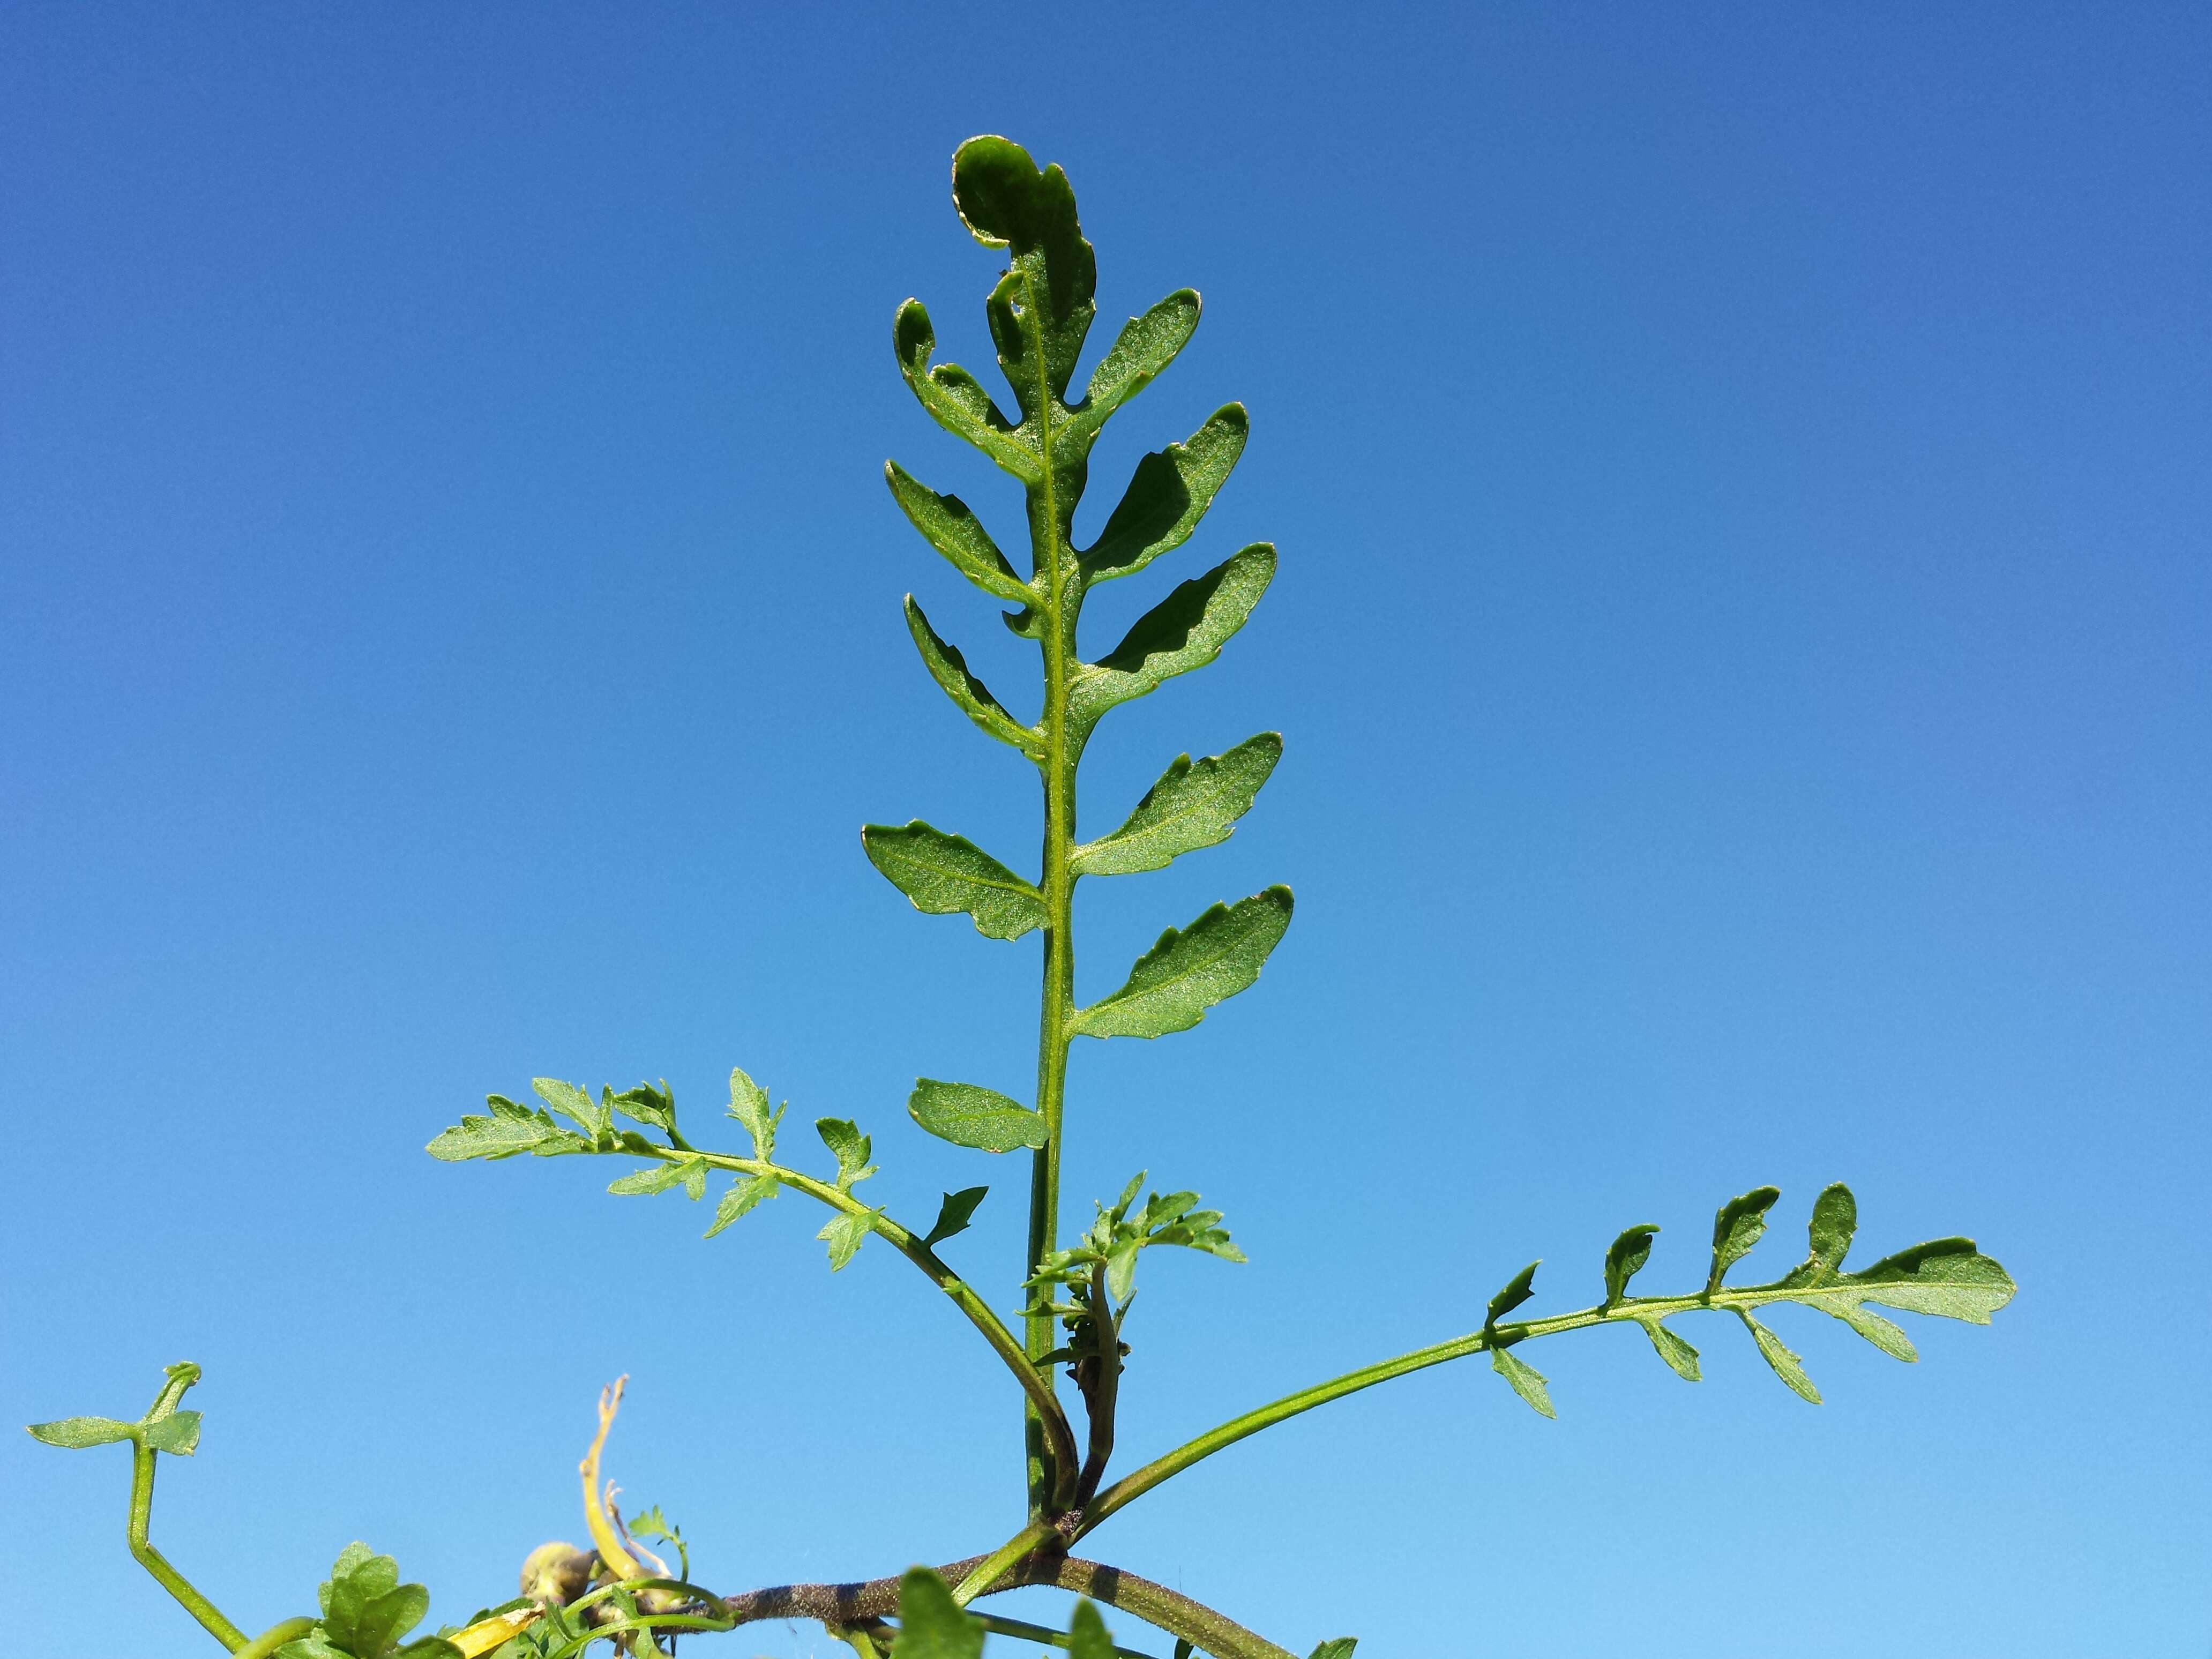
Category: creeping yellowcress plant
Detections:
[{"x1": 31, "y1": 136, "x2": 2016, "y2": 1659}]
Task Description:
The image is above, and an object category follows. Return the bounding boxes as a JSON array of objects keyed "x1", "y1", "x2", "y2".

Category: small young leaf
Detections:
[
  {"x1": 143, "y1": 1410, "x2": 201, "y2": 1455},
  {"x1": 1068, "y1": 543, "x2": 1276, "y2": 728},
  {"x1": 322, "y1": 1544, "x2": 402, "y2": 1649},
  {"x1": 816, "y1": 1118, "x2": 876, "y2": 1189},
  {"x1": 532, "y1": 1078, "x2": 606, "y2": 1140},
  {"x1": 861, "y1": 823, "x2": 1046, "y2": 941},
  {"x1": 818, "y1": 1208, "x2": 880, "y2": 1271},
  {"x1": 1490, "y1": 1346, "x2": 1556, "y2": 1418},
  {"x1": 353, "y1": 1581, "x2": 433, "y2": 1659},
  {"x1": 1638, "y1": 1319, "x2": 1702, "y2": 1381},
  {"x1": 884, "y1": 461, "x2": 1030, "y2": 602},
  {"x1": 1603, "y1": 1224, "x2": 1659, "y2": 1309},
  {"x1": 609, "y1": 1081, "x2": 677, "y2": 1139},
  {"x1": 1072, "y1": 733, "x2": 1282, "y2": 878},
  {"x1": 607, "y1": 1160, "x2": 694, "y2": 1197},
  {"x1": 909, "y1": 1079, "x2": 1048, "y2": 1152},
  {"x1": 1486, "y1": 1260, "x2": 1540, "y2": 1331},
  {"x1": 905, "y1": 595, "x2": 1041, "y2": 756},
  {"x1": 427, "y1": 1095, "x2": 589, "y2": 1162},
  {"x1": 704, "y1": 1174, "x2": 779, "y2": 1238},
  {"x1": 1082, "y1": 405, "x2": 1249, "y2": 582},
  {"x1": 893, "y1": 1566, "x2": 984, "y2": 1659},
  {"x1": 953, "y1": 136, "x2": 1097, "y2": 413},
  {"x1": 1708, "y1": 1186, "x2": 1782, "y2": 1291},
  {"x1": 1072, "y1": 887, "x2": 1294, "y2": 1040},
  {"x1": 1106, "y1": 1238, "x2": 1142, "y2": 1303},
  {"x1": 725, "y1": 1066, "x2": 781, "y2": 1160},
  {"x1": 1807, "y1": 1183, "x2": 1857, "y2": 1271},
  {"x1": 25, "y1": 1415, "x2": 137, "y2": 1449},
  {"x1": 923, "y1": 1186, "x2": 990, "y2": 1248},
  {"x1": 1739, "y1": 1312, "x2": 1821, "y2": 1403},
  {"x1": 1309, "y1": 1642, "x2": 1358, "y2": 1659}
]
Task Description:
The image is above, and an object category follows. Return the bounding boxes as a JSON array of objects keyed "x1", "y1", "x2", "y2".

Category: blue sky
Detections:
[{"x1": 4, "y1": 5, "x2": 2207, "y2": 1655}]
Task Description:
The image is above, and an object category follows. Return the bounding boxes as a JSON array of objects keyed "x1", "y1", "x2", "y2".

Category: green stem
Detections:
[
  {"x1": 128, "y1": 1438, "x2": 248, "y2": 1650},
  {"x1": 950, "y1": 1518, "x2": 1059, "y2": 1605},
  {"x1": 642, "y1": 1146, "x2": 1081, "y2": 1488},
  {"x1": 1075, "y1": 1284, "x2": 1808, "y2": 1537},
  {"x1": 968, "y1": 1610, "x2": 1160, "y2": 1659},
  {"x1": 1024, "y1": 261, "x2": 1082, "y2": 1521},
  {"x1": 234, "y1": 1620, "x2": 318, "y2": 1659}
]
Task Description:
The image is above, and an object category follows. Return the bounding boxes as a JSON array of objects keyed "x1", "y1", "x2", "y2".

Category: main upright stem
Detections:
[{"x1": 1025, "y1": 357, "x2": 1080, "y2": 1520}]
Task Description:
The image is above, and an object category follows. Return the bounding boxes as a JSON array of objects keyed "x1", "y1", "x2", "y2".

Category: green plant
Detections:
[{"x1": 30, "y1": 135, "x2": 2015, "y2": 1659}]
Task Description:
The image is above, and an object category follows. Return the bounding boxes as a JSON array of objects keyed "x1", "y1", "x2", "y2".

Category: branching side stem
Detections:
[
  {"x1": 632, "y1": 1145, "x2": 1079, "y2": 1492},
  {"x1": 1078, "y1": 1282, "x2": 1864, "y2": 1536}
]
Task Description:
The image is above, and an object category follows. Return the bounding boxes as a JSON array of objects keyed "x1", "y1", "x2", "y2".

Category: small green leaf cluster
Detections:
[
  {"x1": 1032, "y1": 1174, "x2": 1244, "y2": 1311},
  {"x1": 274, "y1": 1545, "x2": 458, "y2": 1659}
]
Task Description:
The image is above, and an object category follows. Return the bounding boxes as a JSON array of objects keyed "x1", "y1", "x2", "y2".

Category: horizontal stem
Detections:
[
  {"x1": 643, "y1": 1145, "x2": 1082, "y2": 1492},
  {"x1": 1078, "y1": 1288, "x2": 1767, "y2": 1537},
  {"x1": 718, "y1": 1552, "x2": 1293, "y2": 1659}
]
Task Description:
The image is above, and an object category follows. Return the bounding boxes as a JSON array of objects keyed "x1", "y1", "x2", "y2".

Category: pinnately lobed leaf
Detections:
[
  {"x1": 1072, "y1": 887, "x2": 1294, "y2": 1039},
  {"x1": 908, "y1": 1079, "x2": 1049, "y2": 1152},
  {"x1": 725, "y1": 1065, "x2": 782, "y2": 1160},
  {"x1": 862, "y1": 821, "x2": 1046, "y2": 941},
  {"x1": 426, "y1": 1095, "x2": 589, "y2": 1162},
  {"x1": 815, "y1": 1118, "x2": 876, "y2": 1189},
  {"x1": 704, "y1": 1174, "x2": 779, "y2": 1238},
  {"x1": 1071, "y1": 734, "x2": 1282, "y2": 878}
]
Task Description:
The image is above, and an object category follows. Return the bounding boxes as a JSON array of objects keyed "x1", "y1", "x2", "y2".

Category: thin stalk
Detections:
[
  {"x1": 638, "y1": 1145, "x2": 1081, "y2": 1488},
  {"x1": 1076, "y1": 1286, "x2": 1798, "y2": 1537},
  {"x1": 128, "y1": 1439, "x2": 248, "y2": 1650},
  {"x1": 967, "y1": 1610, "x2": 1161, "y2": 1659},
  {"x1": 234, "y1": 1620, "x2": 317, "y2": 1659},
  {"x1": 950, "y1": 1518, "x2": 1058, "y2": 1605}
]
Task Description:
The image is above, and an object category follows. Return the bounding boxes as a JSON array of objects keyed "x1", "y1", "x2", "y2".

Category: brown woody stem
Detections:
[{"x1": 719, "y1": 1553, "x2": 1294, "y2": 1659}]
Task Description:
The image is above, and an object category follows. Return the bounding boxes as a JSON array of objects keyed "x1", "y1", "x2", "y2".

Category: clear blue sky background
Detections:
[{"x1": 5, "y1": 6, "x2": 2207, "y2": 1656}]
